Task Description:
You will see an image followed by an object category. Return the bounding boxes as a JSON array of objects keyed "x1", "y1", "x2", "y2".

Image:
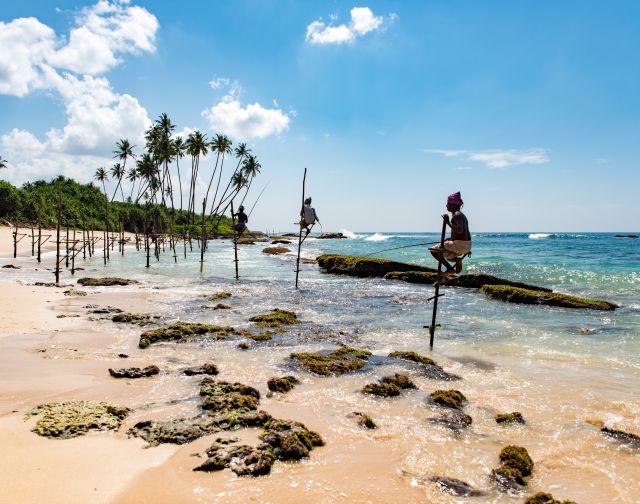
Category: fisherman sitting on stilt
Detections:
[
  {"x1": 232, "y1": 205, "x2": 248, "y2": 235},
  {"x1": 429, "y1": 191, "x2": 472, "y2": 274},
  {"x1": 300, "y1": 197, "x2": 320, "y2": 236}
]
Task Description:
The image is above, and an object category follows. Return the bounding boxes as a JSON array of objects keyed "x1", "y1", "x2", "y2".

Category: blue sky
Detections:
[{"x1": 1, "y1": 1, "x2": 639, "y2": 232}]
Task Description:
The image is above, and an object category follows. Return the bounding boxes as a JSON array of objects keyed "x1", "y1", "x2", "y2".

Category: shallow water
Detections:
[{"x1": 3, "y1": 231, "x2": 640, "y2": 502}]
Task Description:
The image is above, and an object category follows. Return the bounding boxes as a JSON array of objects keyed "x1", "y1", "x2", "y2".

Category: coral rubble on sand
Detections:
[{"x1": 27, "y1": 401, "x2": 130, "y2": 439}]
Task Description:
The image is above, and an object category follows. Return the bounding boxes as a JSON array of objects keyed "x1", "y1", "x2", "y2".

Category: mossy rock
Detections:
[
  {"x1": 77, "y1": 277, "x2": 138, "y2": 286},
  {"x1": 499, "y1": 445, "x2": 533, "y2": 476},
  {"x1": 184, "y1": 363, "x2": 219, "y2": 376},
  {"x1": 208, "y1": 292, "x2": 232, "y2": 301},
  {"x1": 317, "y1": 254, "x2": 436, "y2": 278},
  {"x1": 249, "y1": 309, "x2": 300, "y2": 328},
  {"x1": 601, "y1": 427, "x2": 640, "y2": 448},
  {"x1": 496, "y1": 411, "x2": 525, "y2": 425},
  {"x1": 481, "y1": 284, "x2": 618, "y2": 311},
  {"x1": 267, "y1": 376, "x2": 300, "y2": 393},
  {"x1": 259, "y1": 419, "x2": 324, "y2": 461},
  {"x1": 430, "y1": 389, "x2": 466, "y2": 409},
  {"x1": 213, "y1": 303, "x2": 231, "y2": 310},
  {"x1": 381, "y1": 373, "x2": 416, "y2": 389},
  {"x1": 524, "y1": 492, "x2": 577, "y2": 504},
  {"x1": 271, "y1": 239, "x2": 292, "y2": 245},
  {"x1": 388, "y1": 351, "x2": 459, "y2": 381},
  {"x1": 291, "y1": 346, "x2": 372, "y2": 376},
  {"x1": 236, "y1": 237, "x2": 258, "y2": 245},
  {"x1": 200, "y1": 378, "x2": 261, "y2": 401},
  {"x1": 492, "y1": 464, "x2": 527, "y2": 487},
  {"x1": 245, "y1": 331, "x2": 276, "y2": 341},
  {"x1": 385, "y1": 271, "x2": 551, "y2": 292},
  {"x1": 427, "y1": 409, "x2": 473, "y2": 430},
  {"x1": 351, "y1": 411, "x2": 377, "y2": 429},
  {"x1": 27, "y1": 401, "x2": 130, "y2": 439},
  {"x1": 108, "y1": 365, "x2": 159, "y2": 378},
  {"x1": 139, "y1": 322, "x2": 249, "y2": 348},
  {"x1": 194, "y1": 443, "x2": 274, "y2": 476},
  {"x1": 238, "y1": 342, "x2": 250, "y2": 350},
  {"x1": 362, "y1": 382, "x2": 401, "y2": 397},
  {"x1": 262, "y1": 246, "x2": 290, "y2": 255},
  {"x1": 429, "y1": 476, "x2": 485, "y2": 497},
  {"x1": 112, "y1": 312, "x2": 152, "y2": 325}
]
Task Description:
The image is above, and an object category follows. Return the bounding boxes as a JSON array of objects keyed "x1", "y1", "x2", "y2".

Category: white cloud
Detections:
[
  {"x1": 0, "y1": 1, "x2": 158, "y2": 185},
  {"x1": 426, "y1": 148, "x2": 550, "y2": 168},
  {"x1": 306, "y1": 7, "x2": 392, "y2": 45},
  {"x1": 202, "y1": 94, "x2": 290, "y2": 140}
]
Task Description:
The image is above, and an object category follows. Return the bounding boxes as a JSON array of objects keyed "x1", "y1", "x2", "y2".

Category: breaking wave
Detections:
[
  {"x1": 338, "y1": 229, "x2": 363, "y2": 239},
  {"x1": 364, "y1": 233, "x2": 393, "y2": 242}
]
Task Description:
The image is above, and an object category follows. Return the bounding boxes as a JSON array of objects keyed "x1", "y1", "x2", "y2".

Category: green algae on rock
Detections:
[
  {"x1": 430, "y1": 389, "x2": 466, "y2": 409},
  {"x1": 491, "y1": 445, "x2": 534, "y2": 489},
  {"x1": 262, "y1": 246, "x2": 290, "y2": 255},
  {"x1": 381, "y1": 372, "x2": 417, "y2": 389},
  {"x1": 27, "y1": 400, "x2": 130, "y2": 439},
  {"x1": 138, "y1": 322, "x2": 249, "y2": 348},
  {"x1": 496, "y1": 411, "x2": 525, "y2": 425},
  {"x1": 194, "y1": 442, "x2": 275, "y2": 476},
  {"x1": 290, "y1": 346, "x2": 372, "y2": 376},
  {"x1": 351, "y1": 411, "x2": 377, "y2": 429},
  {"x1": 184, "y1": 363, "x2": 219, "y2": 376},
  {"x1": 481, "y1": 284, "x2": 618, "y2": 311},
  {"x1": 212, "y1": 303, "x2": 231, "y2": 310},
  {"x1": 317, "y1": 254, "x2": 436, "y2": 278},
  {"x1": 362, "y1": 382, "x2": 401, "y2": 397},
  {"x1": 267, "y1": 376, "x2": 300, "y2": 393},
  {"x1": 388, "y1": 351, "x2": 459, "y2": 381},
  {"x1": 384, "y1": 271, "x2": 552, "y2": 292},
  {"x1": 77, "y1": 277, "x2": 138, "y2": 286},
  {"x1": 259, "y1": 419, "x2": 324, "y2": 461},
  {"x1": 389, "y1": 351, "x2": 436, "y2": 366},
  {"x1": 208, "y1": 292, "x2": 232, "y2": 301},
  {"x1": 112, "y1": 312, "x2": 153, "y2": 325},
  {"x1": 524, "y1": 492, "x2": 577, "y2": 504},
  {"x1": 249, "y1": 309, "x2": 300, "y2": 328},
  {"x1": 108, "y1": 365, "x2": 159, "y2": 378},
  {"x1": 427, "y1": 409, "x2": 473, "y2": 430}
]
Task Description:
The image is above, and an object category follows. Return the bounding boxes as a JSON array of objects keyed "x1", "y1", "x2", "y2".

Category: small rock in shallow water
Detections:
[
  {"x1": 184, "y1": 363, "x2": 219, "y2": 376},
  {"x1": 89, "y1": 306, "x2": 123, "y2": 314},
  {"x1": 496, "y1": 411, "x2": 525, "y2": 425},
  {"x1": 78, "y1": 277, "x2": 138, "y2": 286},
  {"x1": 491, "y1": 445, "x2": 534, "y2": 490},
  {"x1": 267, "y1": 376, "x2": 300, "y2": 393},
  {"x1": 388, "y1": 351, "x2": 460, "y2": 381},
  {"x1": 427, "y1": 409, "x2": 473, "y2": 430},
  {"x1": 63, "y1": 289, "x2": 86, "y2": 296},
  {"x1": 430, "y1": 389, "x2": 466, "y2": 409},
  {"x1": 194, "y1": 443, "x2": 274, "y2": 476},
  {"x1": 290, "y1": 346, "x2": 371, "y2": 376},
  {"x1": 601, "y1": 427, "x2": 640, "y2": 448},
  {"x1": 524, "y1": 492, "x2": 577, "y2": 504},
  {"x1": 362, "y1": 382, "x2": 401, "y2": 397},
  {"x1": 350, "y1": 411, "x2": 377, "y2": 429},
  {"x1": 108, "y1": 365, "x2": 160, "y2": 378},
  {"x1": 238, "y1": 342, "x2": 250, "y2": 350},
  {"x1": 429, "y1": 476, "x2": 485, "y2": 497},
  {"x1": 117, "y1": 353, "x2": 129, "y2": 358},
  {"x1": 212, "y1": 303, "x2": 231, "y2": 310},
  {"x1": 2, "y1": 264, "x2": 20, "y2": 269}
]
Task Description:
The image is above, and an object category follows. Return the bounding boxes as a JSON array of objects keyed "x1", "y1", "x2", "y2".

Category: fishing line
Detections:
[{"x1": 362, "y1": 240, "x2": 440, "y2": 257}]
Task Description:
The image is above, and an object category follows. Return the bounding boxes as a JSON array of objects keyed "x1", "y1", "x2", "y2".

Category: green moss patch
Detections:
[
  {"x1": 496, "y1": 412, "x2": 525, "y2": 425},
  {"x1": 351, "y1": 411, "x2": 377, "y2": 429},
  {"x1": 27, "y1": 400, "x2": 130, "y2": 439},
  {"x1": 317, "y1": 254, "x2": 436, "y2": 278},
  {"x1": 139, "y1": 322, "x2": 249, "y2": 348},
  {"x1": 388, "y1": 351, "x2": 459, "y2": 381},
  {"x1": 492, "y1": 445, "x2": 534, "y2": 489},
  {"x1": 382, "y1": 373, "x2": 417, "y2": 389},
  {"x1": 524, "y1": 493, "x2": 577, "y2": 504},
  {"x1": 112, "y1": 312, "x2": 153, "y2": 325},
  {"x1": 78, "y1": 277, "x2": 138, "y2": 286},
  {"x1": 481, "y1": 285, "x2": 618, "y2": 311},
  {"x1": 262, "y1": 246, "x2": 290, "y2": 255},
  {"x1": 290, "y1": 346, "x2": 372, "y2": 376},
  {"x1": 362, "y1": 382, "x2": 401, "y2": 397},
  {"x1": 259, "y1": 419, "x2": 324, "y2": 461},
  {"x1": 267, "y1": 376, "x2": 300, "y2": 393},
  {"x1": 430, "y1": 389, "x2": 466, "y2": 409},
  {"x1": 212, "y1": 303, "x2": 231, "y2": 310},
  {"x1": 249, "y1": 309, "x2": 300, "y2": 328},
  {"x1": 385, "y1": 271, "x2": 551, "y2": 292},
  {"x1": 389, "y1": 351, "x2": 435, "y2": 366}
]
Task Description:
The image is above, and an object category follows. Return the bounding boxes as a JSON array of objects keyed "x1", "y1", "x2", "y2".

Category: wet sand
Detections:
[{"x1": 1, "y1": 225, "x2": 639, "y2": 503}]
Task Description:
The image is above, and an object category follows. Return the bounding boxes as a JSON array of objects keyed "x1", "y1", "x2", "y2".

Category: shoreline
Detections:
[{"x1": 1, "y1": 225, "x2": 638, "y2": 503}]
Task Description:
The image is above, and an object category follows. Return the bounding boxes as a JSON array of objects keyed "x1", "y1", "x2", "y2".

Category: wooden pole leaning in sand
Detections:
[
  {"x1": 55, "y1": 192, "x2": 61, "y2": 283},
  {"x1": 295, "y1": 167, "x2": 307, "y2": 290},
  {"x1": 428, "y1": 217, "x2": 448, "y2": 350},
  {"x1": 200, "y1": 199, "x2": 206, "y2": 273},
  {"x1": 231, "y1": 200, "x2": 239, "y2": 280}
]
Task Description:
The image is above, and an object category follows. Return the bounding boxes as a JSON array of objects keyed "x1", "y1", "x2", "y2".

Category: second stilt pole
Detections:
[
  {"x1": 295, "y1": 168, "x2": 307, "y2": 290},
  {"x1": 427, "y1": 217, "x2": 447, "y2": 350}
]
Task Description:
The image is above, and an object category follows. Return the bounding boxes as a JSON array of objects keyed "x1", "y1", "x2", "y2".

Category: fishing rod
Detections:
[
  {"x1": 248, "y1": 179, "x2": 271, "y2": 218},
  {"x1": 362, "y1": 240, "x2": 441, "y2": 257}
]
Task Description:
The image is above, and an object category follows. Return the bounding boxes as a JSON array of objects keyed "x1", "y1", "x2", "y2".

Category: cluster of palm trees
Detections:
[
  {"x1": 0, "y1": 156, "x2": 7, "y2": 171},
  {"x1": 94, "y1": 113, "x2": 262, "y2": 227}
]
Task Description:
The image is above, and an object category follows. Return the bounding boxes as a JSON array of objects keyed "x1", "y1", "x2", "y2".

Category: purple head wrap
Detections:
[{"x1": 447, "y1": 191, "x2": 463, "y2": 206}]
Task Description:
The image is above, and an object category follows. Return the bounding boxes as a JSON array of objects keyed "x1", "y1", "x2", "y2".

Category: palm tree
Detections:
[
  {"x1": 94, "y1": 167, "x2": 109, "y2": 197},
  {"x1": 112, "y1": 139, "x2": 135, "y2": 202},
  {"x1": 135, "y1": 153, "x2": 156, "y2": 203},
  {"x1": 210, "y1": 142, "x2": 249, "y2": 217},
  {"x1": 204, "y1": 134, "x2": 232, "y2": 213},
  {"x1": 240, "y1": 155, "x2": 262, "y2": 205},
  {"x1": 126, "y1": 166, "x2": 138, "y2": 201},
  {"x1": 184, "y1": 130, "x2": 209, "y2": 223},
  {"x1": 0, "y1": 156, "x2": 7, "y2": 170},
  {"x1": 156, "y1": 135, "x2": 176, "y2": 210},
  {"x1": 173, "y1": 137, "x2": 185, "y2": 211},
  {"x1": 109, "y1": 163, "x2": 125, "y2": 201}
]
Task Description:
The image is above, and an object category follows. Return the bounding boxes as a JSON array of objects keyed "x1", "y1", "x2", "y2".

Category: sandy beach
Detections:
[{"x1": 1, "y1": 224, "x2": 639, "y2": 504}]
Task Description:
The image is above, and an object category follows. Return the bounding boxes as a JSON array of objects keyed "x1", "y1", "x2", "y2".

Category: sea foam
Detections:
[{"x1": 364, "y1": 233, "x2": 392, "y2": 241}]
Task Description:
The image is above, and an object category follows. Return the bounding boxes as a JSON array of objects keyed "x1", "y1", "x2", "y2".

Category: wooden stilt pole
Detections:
[
  {"x1": 65, "y1": 222, "x2": 69, "y2": 268},
  {"x1": 71, "y1": 222, "x2": 76, "y2": 275},
  {"x1": 428, "y1": 217, "x2": 448, "y2": 350},
  {"x1": 200, "y1": 199, "x2": 206, "y2": 273},
  {"x1": 12, "y1": 221, "x2": 18, "y2": 259},
  {"x1": 295, "y1": 168, "x2": 307, "y2": 290},
  {"x1": 31, "y1": 227, "x2": 35, "y2": 256},
  {"x1": 55, "y1": 192, "x2": 61, "y2": 283},
  {"x1": 231, "y1": 201, "x2": 239, "y2": 280},
  {"x1": 37, "y1": 220, "x2": 42, "y2": 263}
]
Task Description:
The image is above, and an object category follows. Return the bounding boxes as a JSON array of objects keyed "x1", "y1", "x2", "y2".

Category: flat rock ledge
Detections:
[
  {"x1": 290, "y1": 346, "x2": 372, "y2": 376},
  {"x1": 317, "y1": 254, "x2": 436, "y2": 277},
  {"x1": 78, "y1": 277, "x2": 138, "y2": 286},
  {"x1": 108, "y1": 365, "x2": 159, "y2": 378},
  {"x1": 481, "y1": 284, "x2": 617, "y2": 311}
]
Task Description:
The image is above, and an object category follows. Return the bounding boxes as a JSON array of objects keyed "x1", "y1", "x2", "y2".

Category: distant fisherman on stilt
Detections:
[
  {"x1": 429, "y1": 191, "x2": 472, "y2": 274},
  {"x1": 300, "y1": 197, "x2": 320, "y2": 236},
  {"x1": 232, "y1": 205, "x2": 248, "y2": 235}
]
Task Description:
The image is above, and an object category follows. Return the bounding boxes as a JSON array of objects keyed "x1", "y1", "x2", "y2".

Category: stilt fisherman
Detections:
[{"x1": 429, "y1": 191, "x2": 471, "y2": 274}]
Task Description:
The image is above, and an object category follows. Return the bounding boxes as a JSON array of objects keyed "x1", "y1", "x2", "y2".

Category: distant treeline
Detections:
[{"x1": 0, "y1": 176, "x2": 233, "y2": 234}]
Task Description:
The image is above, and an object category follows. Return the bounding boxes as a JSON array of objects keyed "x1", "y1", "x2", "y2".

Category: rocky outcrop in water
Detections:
[
  {"x1": 430, "y1": 389, "x2": 466, "y2": 409},
  {"x1": 249, "y1": 309, "x2": 300, "y2": 329},
  {"x1": 139, "y1": 322, "x2": 250, "y2": 348},
  {"x1": 290, "y1": 346, "x2": 371, "y2": 375},
  {"x1": 194, "y1": 442, "x2": 275, "y2": 476},
  {"x1": 429, "y1": 476, "x2": 485, "y2": 497},
  {"x1": 524, "y1": 493, "x2": 577, "y2": 504},
  {"x1": 481, "y1": 285, "x2": 618, "y2": 311},
  {"x1": 267, "y1": 376, "x2": 300, "y2": 393},
  {"x1": 317, "y1": 233, "x2": 347, "y2": 239},
  {"x1": 108, "y1": 365, "x2": 159, "y2": 378},
  {"x1": 208, "y1": 292, "x2": 231, "y2": 301},
  {"x1": 362, "y1": 373, "x2": 416, "y2": 397},
  {"x1": 317, "y1": 254, "x2": 435, "y2": 277},
  {"x1": 491, "y1": 445, "x2": 534, "y2": 489},
  {"x1": 601, "y1": 427, "x2": 640, "y2": 449},
  {"x1": 184, "y1": 363, "x2": 219, "y2": 376},
  {"x1": 496, "y1": 411, "x2": 525, "y2": 425},
  {"x1": 385, "y1": 271, "x2": 552, "y2": 292},
  {"x1": 427, "y1": 409, "x2": 473, "y2": 430},
  {"x1": 388, "y1": 351, "x2": 460, "y2": 381},
  {"x1": 77, "y1": 277, "x2": 138, "y2": 286},
  {"x1": 27, "y1": 400, "x2": 130, "y2": 439},
  {"x1": 262, "y1": 246, "x2": 290, "y2": 255},
  {"x1": 351, "y1": 411, "x2": 377, "y2": 429},
  {"x1": 112, "y1": 312, "x2": 153, "y2": 325}
]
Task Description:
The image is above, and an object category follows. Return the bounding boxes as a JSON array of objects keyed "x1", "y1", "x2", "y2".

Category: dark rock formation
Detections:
[
  {"x1": 2, "y1": 264, "x2": 20, "y2": 269},
  {"x1": 77, "y1": 277, "x2": 138, "y2": 286},
  {"x1": 317, "y1": 254, "x2": 435, "y2": 277},
  {"x1": 524, "y1": 492, "x2": 577, "y2": 504},
  {"x1": 259, "y1": 419, "x2": 324, "y2": 460},
  {"x1": 496, "y1": 411, "x2": 525, "y2": 425},
  {"x1": 139, "y1": 322, "x2": 249, "y2": 348},
  {"x1": 267, "y1": 376, "x2": 300, "y2": 393},
  {"x1": 426, "y1": 409, "x2": 473, "y2": 430},
  {"x1": 212, "y1": 303, "x2": 231, "y2": 310},
  {"x1": 481, "y1": 285, "x2": 618, "y2": 311},
  {"x1": 184, "y1": 363, "x2": 219, "y2": 376},
  {"x1": 429, "y1": 476, "x2": 485, "y2": 497},
  {"x1": 249, "y1": 309, "x2": 300, "y2": 328},
  {"x1": 208, "y1": 292, "x2": 231, "y2": 301},
  {"x1": 112, "y1": 312, "x2": 152, "y2": 325},
  {"x1": 262, "y1": 246, "x2": 290, "y2": 255},
  {"x1": 385, "y1": 271, "x2": 552, "y2": 292},
  {"x1": 271, "y1": 239, "x2": 292, "y2": 244},
  {"x1": 88, "y1": 306, "x2": 123, "y2": 314},
  {"x1": 388, "y1": 351, "x2": 459, "y2": 381},
  {"x1": 491, "y1": 445, "x2": 534, "y2": 489},
  {"x1": 601, "y1": 427, "x2": 640, "y2": 448},
  {"x1": 317, "y1": 232, "x2": 347, "y2": 239},
  {"x1": 430, "y1": 390, "x2": 466, "y2": 409},
  {"x1": 362, "y1": 382, "x2": 401, "y2": 397},
  {"x1": 108, "y1": 365, "x2": 160, "y2": 378},
  {"x1": 63, "y1": 289, "x2": 87, "y2": 296},
  {"x1": 194, "y1": 443, "x2": 274, "y2": 476},
  {"x1": 351, "y1": 411, "x2": 377, "y2": 429}
]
